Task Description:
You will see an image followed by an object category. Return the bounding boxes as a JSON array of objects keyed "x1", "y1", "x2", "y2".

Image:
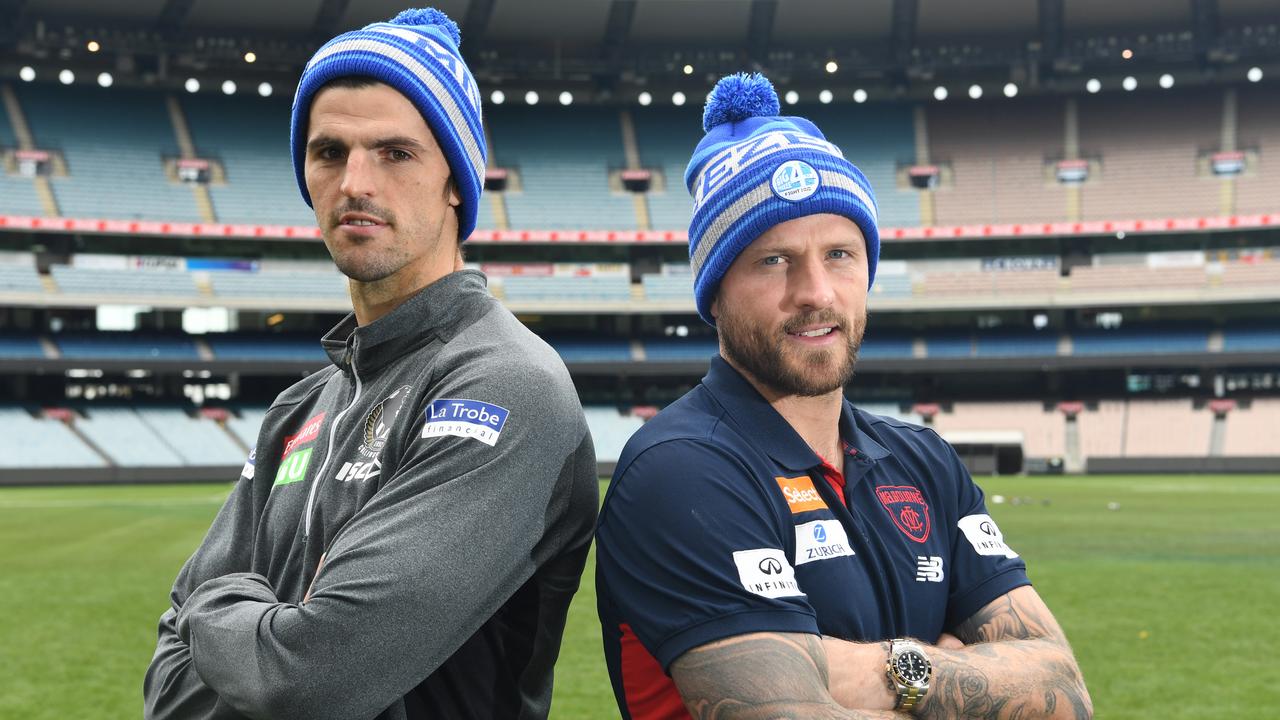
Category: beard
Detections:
[
  {"x1": 718, "y1": 306, "x2": 864, "y2": 397},
  {"x1": 321, "y1": 197, "x2": 408, "y2": 283}
]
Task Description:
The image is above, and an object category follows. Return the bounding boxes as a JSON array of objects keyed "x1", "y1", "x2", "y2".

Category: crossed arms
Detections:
[{"x1": 670, "y1": 585, "x2": 1092, "y2": 720}]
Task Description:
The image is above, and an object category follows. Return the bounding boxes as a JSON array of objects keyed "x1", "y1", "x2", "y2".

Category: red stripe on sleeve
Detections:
[{"x1": 619, "y1": 623, "x2": 691, "y2": 720}]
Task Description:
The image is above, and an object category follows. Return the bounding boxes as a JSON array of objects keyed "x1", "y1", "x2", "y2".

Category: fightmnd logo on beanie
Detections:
[
  {"x1": 290, "y1": 7, "x2": 486, "y2": 242},
  {"x1": 683, "y1": 72, "x2": 881, "y2": 326}
]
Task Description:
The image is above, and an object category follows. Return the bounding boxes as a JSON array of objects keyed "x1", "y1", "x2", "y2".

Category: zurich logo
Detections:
[
  {"x1": 771, "y1": 159, "x2": 820, "y2": 202},
  {"x1": 813, "y1": 524, "x2": 828, "y2": 543}
]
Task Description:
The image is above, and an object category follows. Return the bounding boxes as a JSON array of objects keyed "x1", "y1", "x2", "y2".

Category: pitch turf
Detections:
[{"x1": 0, "y1": 476, "x2": 1276, "y2": 718}]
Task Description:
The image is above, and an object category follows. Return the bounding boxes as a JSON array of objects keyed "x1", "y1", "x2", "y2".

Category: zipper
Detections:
[{"x1": 303, "y1": 338, "x2": 363, "y2": 537}]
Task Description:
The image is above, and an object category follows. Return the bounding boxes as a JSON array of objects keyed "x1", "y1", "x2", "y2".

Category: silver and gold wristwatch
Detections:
[{"x1": 886, "y1": 639, "x2": 932, "y2": 711}]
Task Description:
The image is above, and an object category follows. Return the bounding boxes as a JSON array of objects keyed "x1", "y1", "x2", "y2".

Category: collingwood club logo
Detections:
[{"x1": 335, "y1": 385, "x2": 412, "y2": 483}]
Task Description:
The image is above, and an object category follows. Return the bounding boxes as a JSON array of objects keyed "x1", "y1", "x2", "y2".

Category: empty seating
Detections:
[
  {"x1": 869, "y1": 273, "x2": 913, "y2": 298},
  {"x1": 181, "y1": 94, "x2": 316, "y2": 226},
  {"x1": 500, "y1": 276, "x2": 632, "y2": 303},
  {"x1": 975, "y1": 331, "x2": 1059, "y2": 357},
  {"x1": 1222, "y1": 325, "x2": 1280, "y2": 352},
  {"x1": 1222, "y1": 399, "x2": 1280, "y2": 456},
  {"x1": 228, "y1": 407, "x2": 268, "y2": 449},
  {"x1": 55, "y1": 333, "x2": 199, "y2": 361},
  {"x1": 488, "y1": 106, "x2": 637, "y2": 229},
  {"x1": 1235, "y1": 85, "x2": 1280, "y2": 216},
  {"x1": 859, "y1": 331, "x2": 914, "y2": 359},
  {"x1": 631, "y1": 106, "x2": 701, "y2": 230},
  {"x1": 0, "y1": 261, "x2": 44, "y2": 293},
  {"x1": 801, "y1": 103, "x2": 921, "y2": 227},
  {"x1": 641, "y1": 273, "x2": 694, "y2": 302},
  {"x1": 49, "y1": 265, "x2": 198, "y2": 297},
  {"x1": 76, "y1": 406, "x2": 185, "y2": 466},
  {"x1": 209, "y1": 270, "x2": 347, "y2": 299},
  {"x1": 135, "y1": 407, "x2": 245, "y2": 465},
  {"x1": 1069, "y1": 264, "x2": 1208, "y2": 292},
  {"x1": 642, "y1": 337, "x2": 717, "y2": 362},
  {"x1": 0, "y1": 100, "x2": 44, "y2": 215},
  {"x1": 19, "y1": 85, "x2": 202, "y2": 221},
  {"x1": 0, "y1": 334, "x2": 44, "y2": 358},
  {"x1": 932, "y1": 401, "x2": 1066, "y2": 459},
  {"x1": 1076, "y1": 400, "x2": 1126, "y2": 458},
  {"x1": 545, "y1": 336, "x2": 633, "y2": 363},
  {"x1": 925, "y1": 332, "x2": 972, "y2": 358},
  {"x1": 584, "y1": 406, "x2": 645, "y2": 463},
  {"x1": 1122, "y1": 399, "x2": 1212, "y2": 457},
  {"x1": 928, "y1": 98, "x2": 1067, "y2": 225},
  {"x1": 0, "y1": 407, "x2": 104, "y2": 468},
  {"x1": 1078, "y1": 90, "x2": 1221, "y2": 220},
  {"x1": 205, "y1": 333, "x2": 327, "y2": 362},
  {"x1": 1072, "y1": 326, "x2": 1207, "y2": 355}
]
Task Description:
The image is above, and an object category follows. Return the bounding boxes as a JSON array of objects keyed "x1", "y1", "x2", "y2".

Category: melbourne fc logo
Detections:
[
  {"x1": 771, "y1": 159, "x2": 820, "y2": 202},
  {"x1": 875, "y1": 485, "x2": 932, "y2": 543},
  {"x1": 359, "y1": 385, "x2": 413, "y2": 459}
]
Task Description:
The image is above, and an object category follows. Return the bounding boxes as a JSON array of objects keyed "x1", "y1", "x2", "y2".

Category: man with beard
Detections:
[
  {"x1": 143, "y1": 9, "x2": 598, "y2": 719},
  {"x1": 595, "y1": 73, "x2": 1090, "y2": 720}
]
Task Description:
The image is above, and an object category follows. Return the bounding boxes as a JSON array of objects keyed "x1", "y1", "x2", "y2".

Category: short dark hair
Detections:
[{"x1": 317, "y1": 75, "x2": 382, "y2": 92}]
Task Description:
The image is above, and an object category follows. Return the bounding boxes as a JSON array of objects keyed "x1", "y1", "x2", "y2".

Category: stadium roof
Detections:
[{"x1": 2, "y1": 0, "x2": 1276, "y2": 99}]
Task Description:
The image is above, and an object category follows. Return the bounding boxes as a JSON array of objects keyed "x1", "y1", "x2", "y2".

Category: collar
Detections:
[
  {"x1": 702, "y1": 355, "x2": 891, "y2": 472},
  {"x1": 321, "y1": 269, "x2": 491, "y2": 374}
]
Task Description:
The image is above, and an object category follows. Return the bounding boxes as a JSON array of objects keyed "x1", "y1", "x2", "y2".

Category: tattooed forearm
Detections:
[
  {"x1": 913, "y1": 587, "x2": 1092, "y2": 720},
  {"x1": 671, "y1": 632, "x2": 904, "y2": 719}
]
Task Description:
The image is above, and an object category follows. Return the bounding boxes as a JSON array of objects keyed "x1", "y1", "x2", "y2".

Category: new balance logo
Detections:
[{"x1": 915, "y1": 556, "x2": 944, "y2": 583}]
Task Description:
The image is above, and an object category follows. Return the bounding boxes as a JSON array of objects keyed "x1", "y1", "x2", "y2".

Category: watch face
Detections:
[{"x1": 894, "y1": 650, "x2": 930, "y2": 684}]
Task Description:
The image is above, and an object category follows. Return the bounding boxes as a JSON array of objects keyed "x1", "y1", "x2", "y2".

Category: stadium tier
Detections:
[{"x1": 4, "y1": 82, "x2": 1277, "y2": 229}]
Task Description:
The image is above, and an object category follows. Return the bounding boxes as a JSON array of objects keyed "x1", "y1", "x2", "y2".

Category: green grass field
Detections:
[{"x1": 1, "y1": 475, "x2": 1277, "y2": 718}]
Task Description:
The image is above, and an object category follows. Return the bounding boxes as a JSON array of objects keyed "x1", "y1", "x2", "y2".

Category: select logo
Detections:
[{"x1": 775, "y1": 475, "x2": 828, "y2": 514}]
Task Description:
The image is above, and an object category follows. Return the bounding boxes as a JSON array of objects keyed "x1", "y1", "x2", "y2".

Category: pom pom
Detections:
[
  {"x1": 702, "y1": 72, "x2": 780, "y2": 132},
  {"x1": 388, "y1": 8, "x2": 462, "y2": 47}
]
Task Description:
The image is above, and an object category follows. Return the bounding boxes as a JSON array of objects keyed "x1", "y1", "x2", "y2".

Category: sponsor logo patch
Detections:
[
  {"x1": 958, "y1": 514, "x2": 1019, "y2": 558},
  {"x1": 776, "y1": 475, "x2": 828, "y2": 514},
  {"x1": 360, "y1": 385, "x2": 412, "y2": 459},
  {"x1": 916, "y1": 555, "x2": 944, "y2": 582},
  {"x1": 335, "y1": 457, "x2": 380, "y2": 483},
  {"x1": 422, "y1": 399, "x2": 509, "y2": 447},
  {"x1": 240, "y1": 449, "x2": 255, "y2": 480},
  {"x1": 732, "y1": 548, "x2": 805, "y2": 599},
  {"x1": 794, "y1": 520, "x2": 855, "y2": 565},
  {"x1": 875, "y1": 485, "x2": 932, "y2": 543},
  {"x1": 274, "y1": 447, "x2": 313, "y2": 486},
  {"x1": 771, "y1": 159, "x2": 821, "y2": 201},
  {"x1": 281, "y1": 412, "x2": 325, "y2": 460}
]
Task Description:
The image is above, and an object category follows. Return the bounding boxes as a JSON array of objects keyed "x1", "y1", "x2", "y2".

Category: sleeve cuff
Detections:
[
  {"x1": 176, "y1": 572, "x2": 277, "y2": 644},
  {"x1": 945, "y1": 567, "x2": 1031, "y2": 630},
  {"x1": 654, "y1": 608, "x2": 820, "y2": 672}
]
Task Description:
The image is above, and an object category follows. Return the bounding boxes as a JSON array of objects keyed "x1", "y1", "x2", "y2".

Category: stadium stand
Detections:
[
  {"x1": 802, "y1": 103, "x2": 921, "y2": 227},
  {"x1": 181, "y1": 93, "x2": 316, "y2": 226},
  {"x1": 227, "y1": 407, "x2": 268, "y2": 449},
  {"x1": 932, "y1": 401, "x2": 1067, "y2": 459},
  {"x1": 205, "y1": 333, "x2": 327, "y2": 362},
  {"x1": 642, "y1": 337, "x2": 717, "y2": 362},
  {"x1": 488, "y1": 106, "x2": 637, "y2": 229},
  {"x1": 1221, "y1": 399, "x2": 1280, "y2": 456},
  {"x1": 54, "y1": 333, "x2": 199, "y2": 361},
  {"x1": 0, "y1": 407, "x2": 104, "y2": 468},
  {"x1": 858, "y1": 330, "x2": 915, "y2": 359},
  {"x1": 1077, "y1": 89, "x2": 1222, "y2": 220},
  {"x1": 134, "y1": 407, "x2": 245, "y2": 465},
  {"x1": 18, "y1": 85, "x2": 202, "y2": 221},
  {"x1": 631, "y1": 106, "x2": 700, "y2": 230},
  {"x1": 583, "y1": 406, "x2": 645, "y2": 464},
  {"x1": 924, "y1": 331, "x2": 973, "y2": 358},
  {"x1": 499, "y1": 275, "x2": 632, "y2": 303},
  {"x1": 75, "y1": 406, "x2": 186, "y2": 467},
  {"x1": 640, "y1": 273, "x2": 694, "y2": 302},
  {"x1": 1069, "y1": 262, "x2": 1209, "y2": 292},
  {"x1": 1222, "y1": 324, "x2": 1280, "y2": 352},
  {"x1": 856, "y1": 403, "x2": 925, "y2": 426},
  {"x1": 545, "y1": 336, "x2": 633, "y2": 363},
  {"x1": 0, "y1": 333, "x2": 43, "y2": 358},
  {"x1": 208, "y1": 269, "x2": 347, "y2": 300},
  {"x1": 1071, "y1": 325, "x2": 1208, "y2": 355},
  {"x1": 1122, "y1": 399, "x2": 1213, "y2": 457},
  {"x1": 927, "y1": 98, "x2": 1066, "y2": 225},
  {"x1": 0, "y1": 262, "x2": 43, "y2": 294},
  {"x1": 0, "y1": 102, "x2": 46, "y2": 216},
  {"x1": 49, "y1": 264, "x2": 199, "y2": 297},
  {"x1": 973, "y1": 330, "x2": 1060, "y2": 357},
  {"x1": 1076, "y1": 400, "x2": 1127, "y2": 459},
  {"x1": 1234, "y1": 85, "x2": 1280, "y2": 216}
]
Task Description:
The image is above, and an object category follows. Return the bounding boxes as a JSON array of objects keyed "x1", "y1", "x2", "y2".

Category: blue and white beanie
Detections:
[
  {"x1": 684, "y1": 73, "x2": 880, "y2": 325},
  {"x1": 290, "y1": 8, "x2": 486, "y2": 242}
]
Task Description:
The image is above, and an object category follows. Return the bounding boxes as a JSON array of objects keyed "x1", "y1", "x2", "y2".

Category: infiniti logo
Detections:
[{"x1": 758, "y1": 557, "x2": 784, "y2": 574}]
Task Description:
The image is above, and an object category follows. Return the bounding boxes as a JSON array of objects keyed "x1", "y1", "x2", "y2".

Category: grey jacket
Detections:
[{"x1": 143, "y1": 270, "x2": 598, "y2": 720}]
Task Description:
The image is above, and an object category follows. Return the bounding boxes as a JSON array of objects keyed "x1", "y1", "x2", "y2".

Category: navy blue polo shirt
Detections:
[{"x1": 595, "y1": 357, "x2": 1030, "y2": 719}]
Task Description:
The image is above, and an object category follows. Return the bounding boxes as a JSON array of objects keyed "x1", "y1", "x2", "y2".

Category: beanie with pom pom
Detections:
[
  {"x1": 290, "y1": 7, "x2": 485, "y2": 241},
  {"x1": 684, "y1": 72, "x2": 880, "y2": 325}
]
